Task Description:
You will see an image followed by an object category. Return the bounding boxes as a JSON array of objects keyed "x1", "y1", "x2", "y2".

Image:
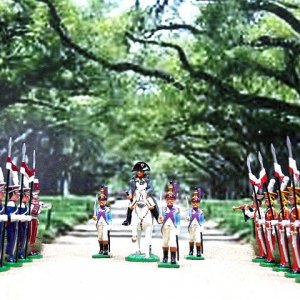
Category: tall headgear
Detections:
[{"x1": 98, "y1": 185, "x2": 108, "y2": 201}]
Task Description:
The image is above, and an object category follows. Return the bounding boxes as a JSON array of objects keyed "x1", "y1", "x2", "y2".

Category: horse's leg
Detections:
[
  {"x1": 144, "y1": 224, "x2": 152, "y2": 258},
  {"x1": 137, "y1": 227, "x2": 142, "y2": 254}
]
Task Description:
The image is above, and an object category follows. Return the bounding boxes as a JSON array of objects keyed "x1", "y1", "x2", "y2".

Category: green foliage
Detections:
[{"x1": 38, "y1": 195, "x2": 94, "y2": 242}]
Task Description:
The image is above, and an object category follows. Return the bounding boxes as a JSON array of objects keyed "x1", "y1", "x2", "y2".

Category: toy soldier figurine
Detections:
[
  {"x1": 285, "y1": 185, "x2": 300, "y2": 277},
  {"x1": 0, "y1": 168, "x2": 8, "y2": 263},
  {"x1": 186, "y1": 187, "x2": 205, "y2": 260},
  {"x1": 260, "y1": 179, "x2": 278, "y2": 267},
  {"x1": 5, "y1": 172, "x2": 22, "y2": 266},
  {"x1": 122, "y1": 161, "x2": 159, "y2": 226},
  {"x1": 273, "y1": 176, "x2": 291, "y2": 271},
  {"x1": 28, "y1": 178, "x2": 51, "y2": 258},
  {"x1": 244, "y1": 189, "x2": 267, "y2": 262},
  {"x1": 158, "y1": 182, "x2": 180, "y2": 268},
  {"x1": 92, "y1": 186, "x2": 112, "y2": 258},
  {"x1": 17, "y1": 178, "x2": 32, "y2": 262}
]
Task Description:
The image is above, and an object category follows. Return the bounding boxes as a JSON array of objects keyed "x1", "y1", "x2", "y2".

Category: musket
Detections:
[
  {"x1": 176, "y1": 234, "x2": 179, "y2": 261},
  {"x1": 232, "y1": 203, "x2": 254, "y2": 211},
  {"x1": 247, "y1": 155, "x2": 268, "y2": 257},
  {"x1": 258, "y1": 151, "x2": 280, "y2": 251},
  {"x1": 271, "y1": 144, "x2": 291, "y2": 269},
  {"x1": 24, "y1": 150, "x2": 36, "y2": 259},
  {"x1": 0, "y1": 138, "x2": 12, "y2": 268},
  {"x1": 286, "y1": 136, "x2": 300, "y2": 247},
  {"x1": 15, "y1": 143, "x2": 26, "y2": 262}
]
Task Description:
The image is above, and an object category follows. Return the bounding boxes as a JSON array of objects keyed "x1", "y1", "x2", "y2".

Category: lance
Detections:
[
  {"x1": 247, "y1": 155, "x2": 268, "y2": 257},
  {"x1": 286, "y1": 136, "x2": 300, "y2": 246},
  {"x1": 270, "y1": 144, "x2": 292, "y2": 269},
  {"x1": 24, "y1": 150, "x2": 36, "y2": 259},
  {"x1": 0, "y1": 138, "x2": 12, "y2": 268},
  {"x1": 258, "y1": 151, "x2": 280, "y2": 249},
  {"x1": 15, "y1": 143, "x2": 26, "y2": 262}
]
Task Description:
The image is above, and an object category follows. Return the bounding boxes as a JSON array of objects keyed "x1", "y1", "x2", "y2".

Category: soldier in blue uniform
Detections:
[
  {"x1": 158, "y1": 182, "x2": 180, "y2": 264},
  {"x1": 17, "y1": 178, "x2": 32, "y2": 259},
  {"x1": 122, "y1": 162, "x2": 159, "y2": 226},
  {"x1": 93, "y1": 186, "x2": 112, "y2": 255},
  {"x1": 0, "y1": 168, "x2": 8, "y2": 256},
  {"x1": 6, "y1": 174, "x2": 21, "y2": 262},
  {"x1": 186, "y1": 188, "x2": 205, "y2": 257}
]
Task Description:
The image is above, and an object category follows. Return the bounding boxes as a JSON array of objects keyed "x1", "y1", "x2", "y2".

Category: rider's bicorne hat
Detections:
[{"x1": 132, "y1": 161, "x2": 150, "y2": 172}]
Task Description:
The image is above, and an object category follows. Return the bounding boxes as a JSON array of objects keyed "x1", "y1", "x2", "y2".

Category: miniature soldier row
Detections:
[
  {"x1": 0, "y1": 167, "x2": 50, "y2": 272},
  {"x1": 92, "y1": 162, "x2": 205, "y2": 267},
  {"x1": 240, "y1": 178, "x2": 300, "y2": 277}
]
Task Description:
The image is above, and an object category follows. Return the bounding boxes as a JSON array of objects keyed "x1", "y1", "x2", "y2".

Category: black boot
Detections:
[
  {"x1": 162, "y1": 250, "x2": 168, "y2": 263},
  {"x1": 99, "y1": 242, "x2": 103, "y2": 254},
  {"x1": 103, "y1": 244, "x2": 109, "y2": 255},
  {"x1": 189, "y1": 243, "x2": 194, "y2": 256},
  {"x1": 171, "y1": 252, "x2": 176, "y2": 264},
  {"x1": 196, "y1": 246, "x2": 201, "y2": 257},
  {"x1": 151, "y1": 206, "x2": 160, "y2": 222},
  {"x1": 122, "y1": 207, "x2": 132, "y2": 226}
]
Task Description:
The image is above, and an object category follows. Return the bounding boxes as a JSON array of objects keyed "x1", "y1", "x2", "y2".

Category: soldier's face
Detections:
[
  {"x1": 166, "y1": 197, "x2": 175, "y2": 206},
  {"x1": 11, "y1": 191, "x2": 20, "y2": 201},
  {"x1": 191, "y1": 201, "x2": 199, "y2": 208},
  {"x1": 0, "y1": 190, "x2": 4, "y2": 201},
  {"x1": 23, "y1": 194, "x2": 29, "y2": 203},
  {"x1": 99, "y1": 199, "x2": 107, "y2": 206},
  {"x1": 136, "y1": 170, "x2": 144, "y2": 178}
]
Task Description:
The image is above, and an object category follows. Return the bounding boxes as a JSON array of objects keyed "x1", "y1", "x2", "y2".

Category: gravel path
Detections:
[{"x1": 1, "y1": 220, "x2": 299, "y2": 300}]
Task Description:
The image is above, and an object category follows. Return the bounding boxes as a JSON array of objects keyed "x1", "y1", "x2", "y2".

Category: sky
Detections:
[{"x1": 72, "y1": 0, "x2": 199, "y2": 22}]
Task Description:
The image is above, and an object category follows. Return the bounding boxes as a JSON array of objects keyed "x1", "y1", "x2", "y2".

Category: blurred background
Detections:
[{"x1": 1, "y1": 0, "x2": 300, "y2": 201}]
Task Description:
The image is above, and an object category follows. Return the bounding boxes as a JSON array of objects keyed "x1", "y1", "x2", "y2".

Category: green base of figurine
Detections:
[
  {"x1": 0, "y1": 265, "x2": 10, "y2": 272},
  {"x1": 92, "y1": 253, "x2": 112, "y2": 259},
  {"x1": 157, "y1": 262, "x2": 180, "y2": 268},
  {"x1": 28, "y1": 254, "x2": 43, "y2": 259},
  {"x1": 185, "y1": 255, "x2": 205, "y2": 260},
  {"x1": 259, "y1": 261, "x2": 276, "y2": 267},
  {"x1": 272, "y1": 265, "x2": 290, "y2": 272},
  {"x1": 251, "y1": 257, "x2": 266, "y2": 263},
  {"x1": 284, "y1": 271, "x2": 300, "y2": 278},
  {"x1": 5, "y1": 261, "x2": 23, "y2": 268},
  {"x1": 125, "y1": 253, "x2": 160, "y2": 262},
  {"x1": 18, "y1": 257, "x2": 33, "y2": 263},
  {"x1": 295, "y1": 276, "x2": 300, "y2": 283}
]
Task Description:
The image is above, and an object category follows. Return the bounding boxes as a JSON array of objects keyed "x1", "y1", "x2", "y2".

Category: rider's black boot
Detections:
[{"x1": 122, "y1": 207, "x2": 132, "y2": 226}]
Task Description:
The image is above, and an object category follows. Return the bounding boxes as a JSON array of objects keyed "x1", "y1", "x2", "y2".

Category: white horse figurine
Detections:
[{"x1": 130, "y1": 180, "x2": 155, "y2": 258}]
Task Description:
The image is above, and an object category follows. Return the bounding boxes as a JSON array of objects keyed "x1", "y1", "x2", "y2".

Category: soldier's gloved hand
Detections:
[
  {"x1": 10, "y1": 214, "x2": 19, "y2": 222},
  {"x1": 0, "y1": 214, "x2": 8, "y2": 222},
  {"x1": 26, "y1": 215, "x2": 32, "y2": 221},
  {"x1": 257, "y1": 219, "x2": 265, "y2": 225},
  {"x1": 185, "y1": 216, "x2": 190, "y2": 221},
  {"x1": 286, "y1": 228, "x2": 291, "y2": 237},
  {"x1": 20, "y1": 215, "x2": 27, "y2": 222},
  {"x1": 158, "y1": 215, "x2": 163, "y2": 224},
  {"x1": 271, "y1": 220, "x2": 278, "y2": 226},
  {"x1": 281, "y1": 220, "x2": 290, "y2": 227},
  {"x1": 294, "y1": 220, "x2": 300, "y2": 227}
]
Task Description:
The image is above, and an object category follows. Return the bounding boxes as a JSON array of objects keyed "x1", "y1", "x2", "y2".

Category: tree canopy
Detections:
[{"x1": 1, "y1": 0, "x2": 300, "y2": 198}]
